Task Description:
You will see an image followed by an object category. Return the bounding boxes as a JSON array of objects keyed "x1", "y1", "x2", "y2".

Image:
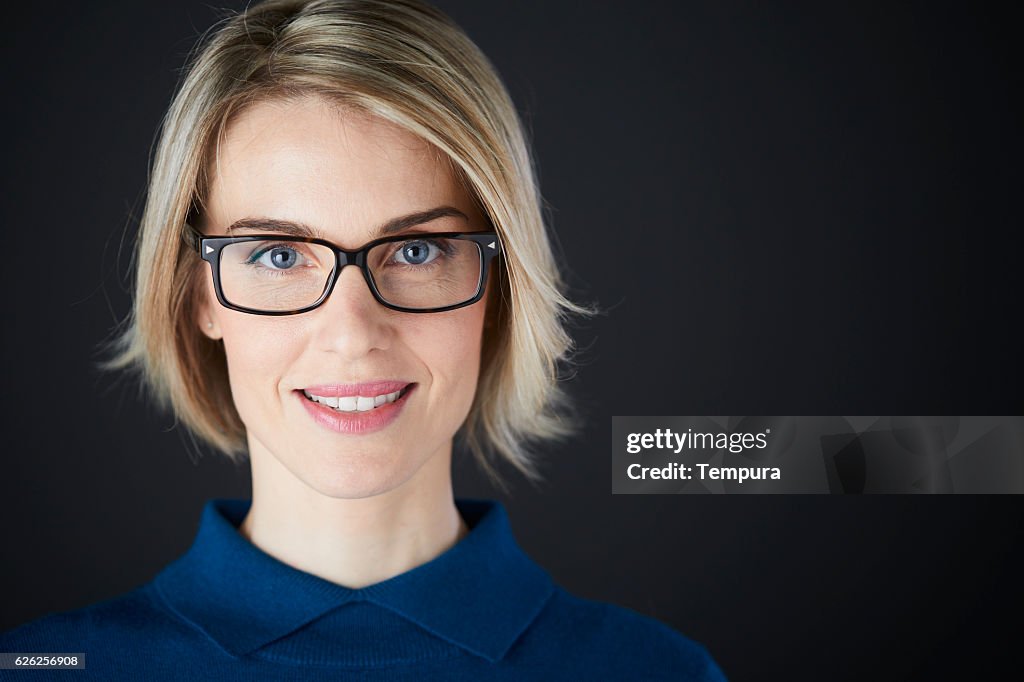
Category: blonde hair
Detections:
[{"x1": 98, "y1": 0, "x2": 595, "y2": 492}]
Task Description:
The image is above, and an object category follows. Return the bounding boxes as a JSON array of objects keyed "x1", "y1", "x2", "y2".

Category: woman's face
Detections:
[{"x1": 196, "y1": 96, "x2": 491, "y2": 499}]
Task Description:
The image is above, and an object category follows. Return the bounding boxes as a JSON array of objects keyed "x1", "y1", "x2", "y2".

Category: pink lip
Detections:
[
  {"x1": 301, "y1": 381, "x2": 411, "y2": 397},
  {"x1": 295, "y1": 384, "x2": 415, "y2": 435}
]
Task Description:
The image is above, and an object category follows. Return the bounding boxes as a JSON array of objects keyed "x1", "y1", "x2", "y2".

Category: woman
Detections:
[{"x1": 0, "y1": 1, "x2": 726, "y2": 679}]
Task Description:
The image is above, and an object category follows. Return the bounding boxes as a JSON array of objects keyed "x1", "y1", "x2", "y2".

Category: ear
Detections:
[
  {"x1": 197, "y1": 310, "x2": 223, "y2": 340},
  {"x1": 195, "y1": 281, "x2": 223, "y2": 340}
]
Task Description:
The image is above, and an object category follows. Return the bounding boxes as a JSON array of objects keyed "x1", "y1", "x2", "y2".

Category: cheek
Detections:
[
  {"x1": 219, "y1": 319, "x2": 303, "y2": 422},
  {"x1": 409, "y1": 305, "x2": 487, "y2": 403}
]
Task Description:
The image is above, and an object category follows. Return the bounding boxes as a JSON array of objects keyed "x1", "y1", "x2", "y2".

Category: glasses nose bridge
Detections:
[
  {"x1": 332, "y1": 244, "x2": 366, "y2": 272},
  {"x1": 322, "y1": 244, "x2": 375, "y2": 306}
]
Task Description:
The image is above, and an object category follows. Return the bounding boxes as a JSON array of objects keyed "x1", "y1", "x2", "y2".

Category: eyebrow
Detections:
[{"x1": 225, "y1": 206, "x2": 469, "y2": 239}]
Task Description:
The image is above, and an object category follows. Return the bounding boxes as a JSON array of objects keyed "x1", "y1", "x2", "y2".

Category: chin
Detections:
[{"x1": 299, "y1": 454, "x2": 420, "y2": 500}]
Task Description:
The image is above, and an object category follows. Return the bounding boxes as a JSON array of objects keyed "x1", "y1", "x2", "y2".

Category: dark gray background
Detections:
[{"x1": 2, "y1": 2, "x2": 1021, "y2": 680}]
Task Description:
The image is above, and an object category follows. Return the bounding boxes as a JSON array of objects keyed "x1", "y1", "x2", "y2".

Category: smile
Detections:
[
  {"x1": 301, "y1": 386, "x2": 412, "y2": 413},
  {"x1": 296, "y1": 383, "x2": 416, "y2": 435}
]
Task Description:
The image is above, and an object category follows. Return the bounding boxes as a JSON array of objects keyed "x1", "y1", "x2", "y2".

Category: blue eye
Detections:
[
  {"x1": 393, "y1": 240, "x2": 441, "y2": 266},
  {"x1": 248, "y1": 245, "x2": 303, "y2": 270}
]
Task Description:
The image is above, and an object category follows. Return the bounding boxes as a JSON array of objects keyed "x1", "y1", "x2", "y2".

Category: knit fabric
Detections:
[{"x1": 0, "y1": 498, "x2": 727, "y2": 680}]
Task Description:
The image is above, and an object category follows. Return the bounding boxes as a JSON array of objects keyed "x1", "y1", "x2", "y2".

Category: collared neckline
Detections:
[{"x1": 153, "y1": 498, "x2": 554, "y2": 663}]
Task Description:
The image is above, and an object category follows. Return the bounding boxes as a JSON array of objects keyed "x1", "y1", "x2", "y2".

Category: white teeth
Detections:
[{"x1": 302, "y1": 388, "x2": 405, "y2": 412}]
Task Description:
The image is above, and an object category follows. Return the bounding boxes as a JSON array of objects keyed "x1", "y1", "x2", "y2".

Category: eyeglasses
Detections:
[{"x1": 181, "y1": 222, "x2": 502, "y2": 315}]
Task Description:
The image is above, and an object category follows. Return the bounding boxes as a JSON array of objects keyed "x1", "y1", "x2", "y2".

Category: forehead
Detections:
[{"x1": 203, "y1": 96, "x2": 466, "y2": 241}]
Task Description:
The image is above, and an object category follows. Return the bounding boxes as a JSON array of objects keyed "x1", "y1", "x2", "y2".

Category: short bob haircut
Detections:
[{"x1": 99, "y1": 0, "x2": 594, "y2": 491}]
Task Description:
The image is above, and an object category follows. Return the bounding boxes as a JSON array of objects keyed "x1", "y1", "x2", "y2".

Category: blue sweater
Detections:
[{"x1": 0, "y1": 498, "x2": 727, "y2": 680}]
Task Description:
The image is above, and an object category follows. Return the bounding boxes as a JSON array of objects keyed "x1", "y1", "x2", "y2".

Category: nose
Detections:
[{"x1": 310, "y1": 264, "x2": 392, "y2": 357}]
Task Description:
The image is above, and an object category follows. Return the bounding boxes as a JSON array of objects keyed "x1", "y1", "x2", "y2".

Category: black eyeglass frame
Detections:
[{"x1": 181, "y1": 221, "x2": 502, "y2": 316}]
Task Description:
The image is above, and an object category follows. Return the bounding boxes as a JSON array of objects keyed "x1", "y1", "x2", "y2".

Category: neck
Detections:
[{"x1": 238, "y1": 438, "x2": 469, "y2": 589}]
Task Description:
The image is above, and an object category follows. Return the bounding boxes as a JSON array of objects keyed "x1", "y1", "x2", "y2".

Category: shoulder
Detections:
[
  {"x1": 0, "y1": 583, "x2": 189, "y2": 652},
  {"x1": 521, "y1": 585, "x2": 728, "y2": 681}
]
